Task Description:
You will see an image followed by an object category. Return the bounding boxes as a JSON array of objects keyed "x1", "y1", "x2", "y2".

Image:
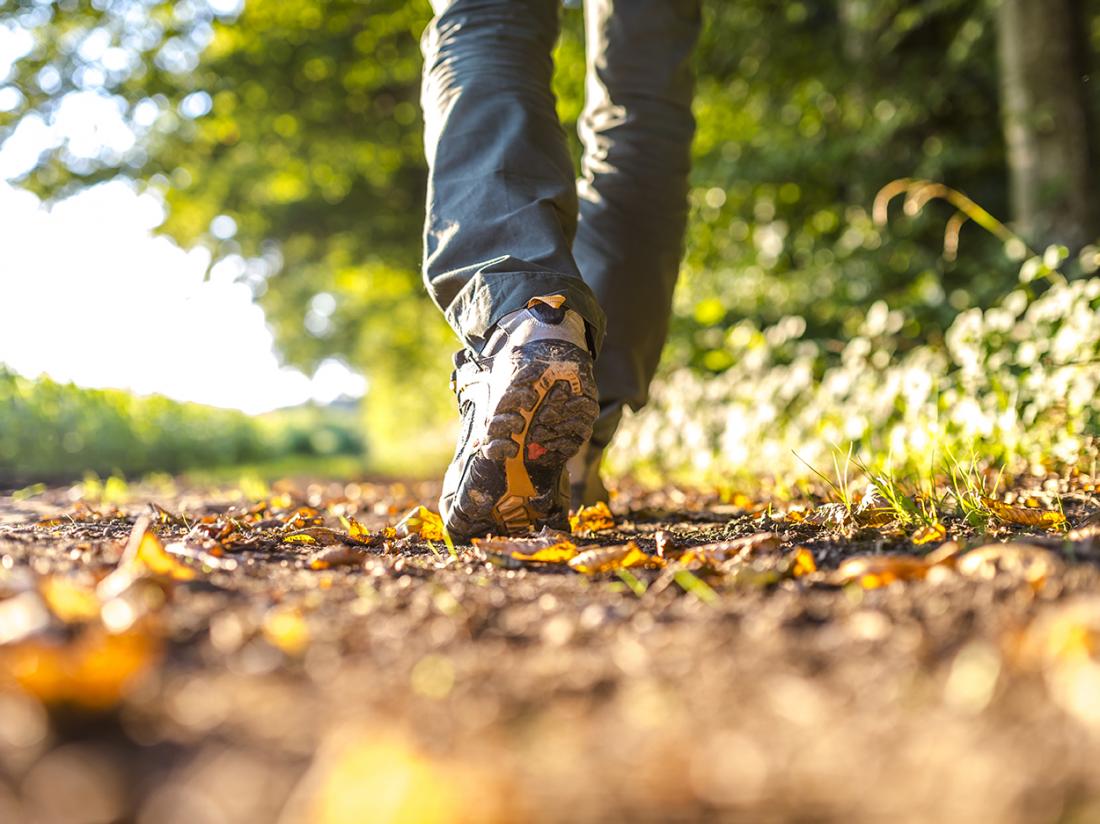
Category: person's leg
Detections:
[
  {"x1": 421, "y1": 0, "x2": 606, "y2": 354},
  {"x1": 422, "y1": 0, "x2": 602, "y2": 538},
  {"x1": 571, "y1": 0, "x2": 700, "y2": 498}
]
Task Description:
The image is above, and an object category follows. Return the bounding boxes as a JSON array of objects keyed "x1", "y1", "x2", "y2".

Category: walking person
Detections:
[{"x1": 420, "y1": 0, "x2": 701, "y2": 539}]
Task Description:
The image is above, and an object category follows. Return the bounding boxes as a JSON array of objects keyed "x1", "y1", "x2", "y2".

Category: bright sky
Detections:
[{"x1": 0, "y1": 20, "x2": 367, "y2": 415}]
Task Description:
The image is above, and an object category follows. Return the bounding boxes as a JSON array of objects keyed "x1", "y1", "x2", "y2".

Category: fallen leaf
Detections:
[
  {"x1": 675, "y1": 532, "x2": 780, "y2": 566},
  {"x1": 148, "y1": 502, "x2": 186, "y2": 526},
  {"x1": 834, "y1": 554, "x2": 929, "y2": 589},
  {"x1": 339, "y1": 515, "x2": 393, "y2": 546},
  {"x1": 568, "y1": 542, "x2": 662, "y2": 575},
  {"x1": 38, "y1": 577, "x2": 100, "y2": 623},
  {"x1": 284, "y1": 527, "x2": 346, "y2": 546},
  {"x1": 0, "y1": 625, "x2": 160, "y2": 710},
  {"x1": 956, "y1": 542, "x2": 1062, "y2": 589},
  {"x1": 569, "y1": 501, "x2": 615, "y2": 534},
  {"x1": 97, "y1": 518, "x2": 196, "y2": 601},
  {"x1": 799, "y1": 502, "x2": 849, "y2": 528},
  {"x1": 128, "y1": 525, "x2": 196, "y2": 581},
  {"x1": 912, "y1": 522, "x2": 947, "y2": 545},
  {"x1": 474, "y1": 532, "x2": 578, "y2": 565},
  {"x1": 982, "y1": 497, "x2": 1066, "y2": 529},
  {"x1": 790, "y1": 547, "x2": 817, "y2": 577},
  {"x1": 855, "y1": 489, "x2": 895, "y2": 527},
  {"x1": 395, "y1": 506, "x2": 445, "y2": 542}
]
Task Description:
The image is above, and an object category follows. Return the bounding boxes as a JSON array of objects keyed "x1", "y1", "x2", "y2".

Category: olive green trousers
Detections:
[{"x1": 421, "y1": 0, "x2": 700, "y2": 447}]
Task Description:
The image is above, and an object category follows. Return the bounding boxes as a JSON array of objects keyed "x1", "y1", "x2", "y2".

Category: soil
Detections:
[{"x1": 1, "y1": 476, "x2": 1099, "y2": 824}]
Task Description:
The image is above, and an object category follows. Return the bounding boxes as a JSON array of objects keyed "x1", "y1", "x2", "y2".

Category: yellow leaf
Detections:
[
  {"x1": 982, "y1": 497, "x2": 1066, "y2": 529},
  {"x1": 790, "y1": 547, "x2": 817, "y2": 577},
  {"x1": 132, "y1": 530, "x2": 196, "y2": 581},
  {"x1": 284, "y1": 533, "x2": 318, "y2": 545},
  {"x1": 569, "y1": 501, "x2": 615, "y2": 534},
  {"x1": 395, "y1": 506, "x2": 445, "y2": 542},
  {"x1": 38, "y1": 577, "x2": 100, "y2": 623},
  {"x1": 675, "y1": 532, "x2": 781, "y2": 567},
  {"x1": 97, "y1": 519, "x2": 196, "y2": 601},
  {"x1": 474, "y1": 533, "x2": 578, "y2": 565},
  {"x1": 568, "y1": 542, "x2": 662, "y2": 575},
  {"x1": 912, "y1": 522, "x2": 947, "y2": 545},
  {"x1": 263, "y1": 606, "x2": 310, "y2": 655},
  {"x1": 513, "y1": 542, "x2": 579, "y2": 563}
]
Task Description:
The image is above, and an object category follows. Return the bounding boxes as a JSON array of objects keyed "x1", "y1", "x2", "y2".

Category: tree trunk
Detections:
[{"x1": 996, "y1": 0, "x2": 1098, "y2": 251}]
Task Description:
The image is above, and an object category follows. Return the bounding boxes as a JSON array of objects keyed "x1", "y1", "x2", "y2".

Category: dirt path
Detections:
[{"x1": 1, "y1": 477, "x2": 1099, "y2": 823}]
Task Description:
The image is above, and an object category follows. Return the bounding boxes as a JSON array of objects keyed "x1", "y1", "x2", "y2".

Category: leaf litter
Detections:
[{"x1": 1, "y1": 468, "x2": 1100, "y2": 821}]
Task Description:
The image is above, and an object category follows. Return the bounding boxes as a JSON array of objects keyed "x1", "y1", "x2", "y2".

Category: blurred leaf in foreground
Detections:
[{"x1": 0, "y1": 626, "x2": 160, "y2": 711}]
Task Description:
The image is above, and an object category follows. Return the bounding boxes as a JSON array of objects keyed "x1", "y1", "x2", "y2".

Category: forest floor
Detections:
[{"x1": 1, "y1": 472, "x2": 1100, "y2": 824}]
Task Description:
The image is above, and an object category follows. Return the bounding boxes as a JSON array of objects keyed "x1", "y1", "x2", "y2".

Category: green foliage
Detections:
[
  {"x1": 612, "y1": 250, "x2": 1100, "y2": 482},
  {"x1": 0, "y1": 368, "x2": 363, "y2": 483},
  {"x1": 3, "y1": 1, "x2": 1099, "y2": 472}
]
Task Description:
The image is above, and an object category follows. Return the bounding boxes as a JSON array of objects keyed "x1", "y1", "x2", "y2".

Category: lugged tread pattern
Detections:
[{"x1": 442, "y1": 340, "x2": 597, "y2": 541}]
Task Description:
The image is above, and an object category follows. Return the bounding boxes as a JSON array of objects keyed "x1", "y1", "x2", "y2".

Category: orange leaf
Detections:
[
  {"x1": 568, "y1": 542, "x2": 662, "y2": 575},
  {"x1": 790, "y1": 547, "x2": 817, "y2": 577},
  {"x1": 569, "y1": 501, "x2": 615, "y2": 534}
]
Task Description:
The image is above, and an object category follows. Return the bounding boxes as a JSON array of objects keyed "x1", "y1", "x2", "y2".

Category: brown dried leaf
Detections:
[
  {"x1": 982, "y1": 497, "x2": 1066, "y2": 529},
  {"x1": 855, "y1": 489, "x2": 895, "y2": 527},
  {"x1": 675, "y1": 532, "x2": 781, "y2": 567},
  {"x1": 148, "y1": 502, "x2": 185, "y2": 526},
  {"x1": 800, "y1": 502, "x2": 849, "y2": 528},
  {"x1": 475, "y1": 532, "x2": 578, "y2": 565}
]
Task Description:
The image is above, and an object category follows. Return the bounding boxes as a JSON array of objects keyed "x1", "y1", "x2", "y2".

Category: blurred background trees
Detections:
[{"x1": 2, "y1": 0, "x2": 1098, "y2": 477}]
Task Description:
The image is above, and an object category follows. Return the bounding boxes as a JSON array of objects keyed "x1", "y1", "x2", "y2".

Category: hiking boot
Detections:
[{"x1": 440, "y1": 295, "x2": 599, "y2": 541}]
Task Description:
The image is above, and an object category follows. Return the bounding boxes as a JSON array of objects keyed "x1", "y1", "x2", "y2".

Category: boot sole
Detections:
[{"x1": 445, "y1": 340, "x2": 598, "y2": 540}]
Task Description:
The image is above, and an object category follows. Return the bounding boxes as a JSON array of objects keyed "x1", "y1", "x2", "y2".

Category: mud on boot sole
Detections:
[{"x1": 447, "y1": 340, "x2": 598, "y2": 540}]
